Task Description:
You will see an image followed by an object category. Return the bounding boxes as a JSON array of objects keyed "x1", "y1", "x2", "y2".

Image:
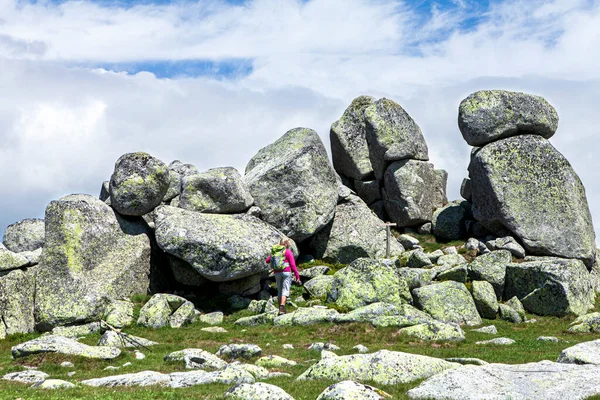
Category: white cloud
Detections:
[{"x1": 0, "y1": 0, "x2": 600, "y2": 245}]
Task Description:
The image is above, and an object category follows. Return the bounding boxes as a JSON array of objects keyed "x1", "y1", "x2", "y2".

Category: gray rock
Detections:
[
  {"x1": 201, "y1": 327, "x2": 228, "y2": 333},
  {"x1": 232, "y1": 363, "x2": 270, "y2": 379},
  {"x1": 398, "y1": 234, "x2": 420, "y2": 250},
  {"x1": 49, "y1": 322, "x2": 101, "y2": 338},
  {"x1": 397, "y1": 268, "x2": 433, "y2": 290},
  {"x1": 18, "y1": 247, "x2": 43, "y2": 266},
  {"x1": 371, "y1": 305, "x2": 432, "y2": 329},
  {"x1": 569, "y1": 312, "x2": 600, "y2": 333},
  {"x1": 471, "y1": 280, "x2": 499, "y2": 319},
  {"x1": 442, "y1": 247, "x2": 458, "y2": 255},
  {"x1": 434, "y1": 263, "x2": 468, "y2": 283},
  {"x1": 498, "y1": 303, "x2": 523, "y2": 323},
  {"x1": 163, "y1": 168, "x2": 181, "y2": 202},
  {"x1": 226, "y1": 382, "x2": 295, "y2": 400},
  {"x1": 334, "y1": 302, "x2": 399, "y2": 323},
  {"x1": 399, "y1": 320, "x2": 466, "y2": 341},
  {"x1": 169, "y1": 160, "x2": 200, "y2": 178},
  {"x1": 34, "y1": 194, "x2": 151, "y2": 330},
  {"x1": 100, "y1": 181, "x2": 110, "y2": 201},
  {"x1": 413, "y1": 281, "x2": 482, "y2": 326},
  {"x1": 463, "y1": 237, "x2": 480, "y2": 252},
  {"x1": 444, "y1": 358, "x2": 488, "y2": 366},
  {"x1": 199, "y1": 311, "x2": 224, "y2": 325},
  {"x1": 31, "y1": 379, "x2": 75, "y2": 389},
  {"x1": 504, "y1": 257, "x2": 594, "y2": 316},
  {"x1": 316, "y1": 380, "x2": 389, "y2": 400},
  {"x1": 485, "y1": 236, "x2": 526, "y2": 258},
  {"x1": 228, "y1": 295, "x2": 252, "y2": 310},
  {"x1": 426, "y1": 249, "x2": 444, "y2": 264},
  {"x1": 364, "y1": 98, "x2": 429, "y2": 179},
  {"x1": 472, "y1": 325, "x2": 497, "y2": 334},
  {"x1": 308, "y1": 342, "x2": 341, "y2": 352},
  {"x1": 407, "y1": 250, "x2": 433, "y2": 268},
  {"x1": 98, "y1": 331, "x2": 157, "y2": 348},
  {"x1": 458, "y1": 90, "x2": 559, "y2": 146},
  {"x1": 3, "y1": 218, "x2": 45, "y2": 252},
  {"x1": 12, "y1": 335, "x2": 121, "y2": 359},
  {"x1": 164, "y1": 348, "x2": 229, "y2": 370},
  {"x1": 468, "y1": 250, "x2": 512, "y2": 300},
  {"x1": 505, "y1": 296, "x2": 526, "y2": 320},
  {"x1": 2, "y1": 369, "x2": 49, "y2": 384},
  {"x1": 476, "y1": 337, "x2": 515, "y2": 345},
  {"x1": 217, "y1": 344, "x2": 262, "y2": 360},
  {"x1": 170, "y1": 300, "x2": 196, "y2": 329},
  {"x1": 354, "y1": 180, "x2": 382, "y2": 205},
  {"x1": 304, "y1": 275, "x2": 335, "y2": 299},
  {"x1": 137, "y1": 293, "x2": 191, "y2": 329},
  {"x1": 469, "y1": 135, "x2": 596, "y2": 267},
  {"x1": 330, "y1": 95, "x2": 376, "y2": 180},
  {"x1": 460, "y1": 178, "x2": 472, "y2": 202},
  {"x1": 245, "y1": 127, "x2": 338, "y2": 242},
  {"x1": 418, "y1": 222, "x2": 432, "y2": 234},
  {"x1": 408, "y1": 360, "x2": 600, "y2": 399},
  {"x1": 82, "y1": 370, "x2": 171, "y2": 387},
  {"x1": 0, "y1": 268, "x2": 35, "y2": 338},
  {"x1": 235, "y1": 313, "x2": 276, "y2": 327},
  {"x1": 328, "y1": 258, "x2": 411, "y2": 310},
  {"x1": 436, "y1": 254, "x2": 467, "y2": 268},
  {"x1": 299, "y1": 266, "x2": 330, "y2": 279},
  {"x1": 432, "y1": 201, "x2": 469, "y2": 241},
  {"x1": 297, "y1": 349, "x2": 458, "y2": 385},
  {"x1": 383, "y1": 160, "x2": 446, "y2": 227},
  {"x1": 353, "y1": 345, "x2": 369, "y2": 353},
  {"x1": 310, "y1": 196, "x2": 404, "y2": 264},
  {"x1": 168, "y1": 255, "x2": 210, "y2": 287},
  {"x1": 155, "y1": 205, "x2": 294, "y2": 282},
  {"x1": 256, "y1": 355, "x2": 297, "y2": 368},
  {"x1": 274, "y1": 307, "x2": 339, "y2": 326},
  {"x1": 179, "y1": 167, "x2": 254, "y2": 214},
  {"x1": 538, "y1": 336, "x2": 559, "y2": 342},
  {"x1": 109, "y1": 152, "x2": 170, "y2": 216},
  {"x1": 219, "y1": 274, "x2": 261, "y2": 296},
  {"x1": 61, "y1": 361, "x2": 74, "y2": 367},
  {"x1": 558, "y1": 340, "x2": 600, "y2": 365},
  {"x1": 248, "y1": 300, "x2": 277, "y2": 315},
  {"x1": 0, "y1": 244, "x2": 30, "y2": 272},
  {"x1": 104, "y1": 300, "x2": 134, "y2": 329}
]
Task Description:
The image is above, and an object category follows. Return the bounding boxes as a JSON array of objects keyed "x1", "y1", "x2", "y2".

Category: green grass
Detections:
[{"x1": 2, "y1": 301, "x2": 600, "y2": 400}]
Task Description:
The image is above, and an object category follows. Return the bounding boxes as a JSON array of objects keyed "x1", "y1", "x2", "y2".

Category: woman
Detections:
[{"x1": 265, "y1": 239, "x2": 301, "y2": 315}]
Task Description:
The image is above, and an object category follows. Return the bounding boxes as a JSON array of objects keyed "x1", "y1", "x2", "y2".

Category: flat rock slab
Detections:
[
  {"x1": 225, "y1": 382, "x2": 295, "y2": 400},
  {"x1": 316, "y1": 380, "x2": 390, "y2": 399},
  {"x1": 164, "y1": 348, "x2": 229, "y2": 370},
  {"x1": 3, "y1": 370, "x2": 49, "y2": 384},
  {"x1": 408, "y1": 360, "x2": 600, "y2": 399},
  {"x1": 558, "y1": 340, "x2": 600, "y2": 365},
  {"x1": 31, "y1": 379, "x2": 76, "y2": 389},
  {"x1": 297, "y1": 349, "x2": 458, "y2": 385},
  {"x1": 12, "y1": 335, "x2": 121, "y2": 360}
]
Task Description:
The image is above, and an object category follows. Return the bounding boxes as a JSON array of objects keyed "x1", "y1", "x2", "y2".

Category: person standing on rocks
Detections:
[{"x1": 266, "y1": 239, "x2": 300, "y2": 315}]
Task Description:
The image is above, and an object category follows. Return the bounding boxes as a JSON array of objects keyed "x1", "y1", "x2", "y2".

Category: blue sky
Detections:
[{"x1": 1, "y1": 0, "x2": 600, "y2": 242}]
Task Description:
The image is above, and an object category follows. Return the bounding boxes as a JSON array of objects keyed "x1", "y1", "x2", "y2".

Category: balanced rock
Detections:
[
  {"x1": 35, "y1": 194, "x2": 151, "y2": 330},
  {"x1": 0, "y1": 268, "x2": 35, "y2": 339},
  {"x1": 109, "y1": 152, "x2": 170, "y2": 216},
  {"x1": 412, "y1": 281, "x2": 482, "y2": 326},
  {"x1": 12, "y1": 335, "x2": 121, "y2": 359},
  {"x1": 155, "y1": 205, "x2": 293, "y2": 282},
  {"x1": 3, "y1": 218, "x2": 45, "y2": 252},
  {"x1": 458, "y1": 90, "x2": 559, "y2": 146},
  {"x1": 179, "y1": 167, "x2": 253, "y2": 214},
  {"x1": 310, "y1": 196, "x2": 404, "y2": 264},
  {"x1": 468, "y1": 135, "x2": 596, "y2": 267},
  {"x1": 383, "y1": 160, "x2": 447, "y2": 227},
  {"x1": 245, "y1": 128, "x2": 338, "y2": 242}
]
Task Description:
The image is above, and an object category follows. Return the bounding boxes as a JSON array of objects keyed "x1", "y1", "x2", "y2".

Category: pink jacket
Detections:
[{"x1": 266, "y1": 249, "x2": 300, "y2": 281}]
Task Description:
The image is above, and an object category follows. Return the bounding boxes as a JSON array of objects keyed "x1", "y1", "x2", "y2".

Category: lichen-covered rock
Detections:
[
  {"x1": 397, "y1": 268, "x2": 433, "y2": 290},
  {"x1": 170, "y1": 301, "x2": 196, "y2": 328},
  {"x1": 364, "y1": 98, "x2": 429, "y2": 179},
  {"x1": 225, "y1": 382, "x2": 295, "y2": 400},
  {"x1": 245, "y1": 128, "x2": 338, "y2": 242},
  {"x1": 328, "y1": 258, "x2": 411, "y2": 310},
  {"x1": 81, "y1": 370, "x2": 171, "y2": 387},
  {"x1": 334, "y1": 302, "x2": 399, "y2": 323},
  {"x1": 229, "y1": 295, "x2": 252, "y2": 310},
  {"x1": 49, "y1": 321, "x2": 101, "y2": 338},
  {"x1": 354, "y1": 180, "x2": 382, "y2": 205},
  {"x1": 256, "y1": 355, "x2": 297, "y2": 368},
  {"x1": 468, "y1": 250, "x2": 512, "y2": 300},
  {"x1": 163, "y1": 168, "x2": 181, "y2": 202},
  {"x1": 109, "y1": 152, "x2": 170, "y2": 216},
  {"x1": 505, "y1": 296, "x2": 526, "y2": 320},
  {"x1": 399, "y1": 320, "x2": 465, "y2": 342},
  {"x1": 155, "y1": 205, "x2": 294, "y2": 282},
  {"x1": 558, "y1": 340, "x2": 600, "y2": 365},
  {"x1": 219, "y1": 274, "x2": 261, "y2": 296},
  {"x1": 458, "y1": 90, "x2": 559, "y2": 147},
  {"x1": 408, "y1": 360, "x2": 600, "y2": 400},
  {"x1": 297, "y1": 349, "x2": 458, "y2": 385},
  {"x1": 383, "y1": 160, "x2": 447, "y2": 227},
  {"x1": 485, "y1": 236, "x2": 526, "y2": 258},
  {"x1": 412, "y1": 281, "x2": 482, "y2": 326},
  {"x1": 308, "y1": 342, "x2": 341, "y2": 352},
  {"x1": 179, "y1": 167, "x2": 253, "y2": 214},
  {"x1": 165, "y1": 348, "x2": 229, "y2": 370},
  {"x1": 469, "y1": 135, "x2": 596, "y2": 267},
  {"x1": 0, "y1": 244, "x2": 30, "y2": 272},
  {"x1": 12, "y1": 335, "x2": 121, "y2": 359},
  {"x1": 299, "y1": 266, "x2": 330, "y2": 279},
  {"x1": 34, "y1": 194, "x2": 151, "y2": 330},
  {"x1": 476, "y1": 337, "x2": 515, "y2": 345},
  {"x1": 32, "y1": 379, "x2": 76, "y2": 390},
  {"x1": 406, "y1": 250, "x2": 433, "y2": 268},
  {"x1": 3, "y1": 218, "x2": 45, "y2": 253},
  {"x1": 2, "y1": 370, "x2": 49, "y2": 384},
  {"x1": 137, "y1": 293, "x2": 190, "y2": 329},
  {"x1": 432, "y1": 201, "x2": 469, "y2": 241},
  {"x1": 398, "y1": 234, "x2": 420, "y2": 250},
  {"x1": 104, "y1": 300, "x2": 135, "y2": 329},
  {"x1": 471, "y1": 280, "x2": 498, "y2": 319},
  {"x1": 304, "y1": 275, "x2": 335, "y2": 299},
  {"x1": 168, "y1": 255, "x2": 210, "y2": 287},
  {"x1": 316, "y1": 380, "x2": 390, "y2": 400},
  {"x1": 568, "y1": 312, "x2": 600, "y2": 333},
  {"x1": 234, "y1": 313, "x2": 276, "y2": 327},
  {"x1": 504, "y1": 258, "x2": 594, "y2": 316},
  {"x1": 498, "y1": 303, "x2": 522, "y2": 323},
  {"x1": 217, "y1": 344, "x2": 262, "y2": 360},
  {"x1": 434, "y1": 263, "x2": 468, "y2": 283},
  {"x1": 0, "y1": 268, "x2": 35, "y2": 338},
  {"x1": 310, "y1": 196, "x2": 404, "y2": 264},
  {"x1": 247, "y1": 301, "x2": 276, "y2": 315},
  {"x1": 199, "y1": 311, "x2": 224, "y2": 325},
  {"x1": 472, "y1": 325, "x2": 497, "y2": 334},
  {"x1": 330, "y1": 95, "x2": 376, "y2": 180},
  {"x1": 274, "y1": 307, "x2": 339, "y2": 326},
  {"x1": 19, "y1": 247, "x2": 43, "y2": 266},
  {"x1": 98, "y1": 331, "x2": 157, "y2": 348}
]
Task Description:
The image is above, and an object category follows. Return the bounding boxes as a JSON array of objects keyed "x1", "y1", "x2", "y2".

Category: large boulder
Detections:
[
  {"x1": 364, "y1": 98, "x2": 429, "y2": 180},
  {"x1": 504, "y1": 257, "x2": 594, "y2": 316},
  {"x1": 469, "y1": 135, "x2": 596, "y2": 267},
  {"x1": 432, "y1": 201, "x2": 469, "y2": 241},
  {"x1": 109, "y1": 152, "x2": 170, "y2": 216},
  {"x1": 155, "y1": 205, "x2": 294, "y2": 282},
  {"x1": 330, "y1": 95, "x2": 376, "y2": 180},
  {"x1": 0, "y1": 268, "x2": 35, "y2": 339},
  {"x1": 3, "y1": 218, "x2": 45, "y2": 252},
  {"x1": 412, "y1": 281, "x2": 482, "y2": 326},
  {"x1": 458, "y1": 90, "x2": 559, "y2": 147},
  {"x1": 383, "y1": 160, "x2": 447, "y2": 227},
  {"x1": 558, "y1": 340, "x2": 600, "y2": 365},
  {"x1": 328, "y1": 258, "x2": 411, "y2": 311},
  {"x1": 34, "y1": 194, "x2": 151, "y2": 330},
  {"x1": 179, "y1": 167, "x2": 253, "y2": 214},
  {"x1": 310, "y1": 196, "x2": 404, "y2": 264},
  {"x1": 245, "y1": 128, "x2": 338, "y2": 242}
]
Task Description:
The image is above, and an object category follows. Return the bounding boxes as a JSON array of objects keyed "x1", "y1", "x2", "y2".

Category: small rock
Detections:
[
  {"x1": 217, "y1": 344, "x2": 262, "y2": 360},
  {"x1": 321, "y1": 350, "x2": 338, "y2": 359},
  {"x1": 398, "y1": 234, "x2": 420, "y2": 250},
  {"x1": 499, "y1": 304, "x2": 523, "y2": 323},
  {"x1": 135, "y1": 351, "x2": 146, "y2": 360},
  {"x1": 225, "y1": 382, "x2": 295, "y2": 399},
  {"x1": 104, "y1": 366, "x2": 120, "y2": 371},
  {"x1": 442, "y1": 247, "x2": 458, "y2": 255},
  {"x1": 538, "y1": 336, "x2": 559, "y2": 342},
  {"x1": 61, "y1": 361, "x2": 74, "y2": 368},
  {"x1": 256, "y1": 355, "x2": 297, "y2": 368},
  {"x1": 165, "y1": 348, "x2": 229, "y2": 370},
  {"x1": 308, "y1": 342, "x2": 340, "y2": 352},
  {"x1": 122, "y1": 362, "x2": 132, "y2": 367},
  {"x1": 353, "y1": 344, "x2": 369, "y2": 353},
  {"x1": 266, "y1": 372, "x2": 293, "y2": 379},
  {"x1": 31, "y1": 379, "x2": 75, "y2": 390},
  {"x1": 476, "y1": 337, "x2": 515, "y2": 345},
  {"x1": 444, "y1": 357, "x2": 488, "y2": 366},
  {"x1": 67, "y1": 372, "x2": 76, "y2": 377},
  {"x1": 199, "y1": 311, "x2": 224, "y2": 325},
  {"x1": 283, "y1": 344, "x2": 294, "y2": 350},
  {"x1": 472, "y1": 325, "x2": 498, "y2": 335},
  {"x1": 201, "y1": 327, "x2": 228, "y2": 333},
  {"x1": 2, "y1": 370, "x2": 49, "y2": 384}
]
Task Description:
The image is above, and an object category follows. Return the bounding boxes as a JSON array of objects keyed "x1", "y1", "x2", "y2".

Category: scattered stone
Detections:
[
  {"x1": 308, "y1": 343, "x2": 341, "y2": 352},
  {"x1": 225, "y1": 382, "x2": 295, "y2": 400},
  {"x1": 135, "y1": 350, "x2": 146, "y2": 360},
  {"x1": 558, "y1": 340, "x2": 600, "y2": 365},
  {"x1": 199, "y1": 311, "x2": 224, "y2": 325},
  {"x1": 267, "y1": 372, "x2": 293, "y2": 379},
  {"x1": 538, "y1": 336, "x2": 559, "y2": 342},
  {"x1": 353, "y1": 345, "x2": 369, "y2": 353},
  {"x1": 413, "y1": 281, "x2": 482, "y2": 326},
  {"x1": 165, "y1": 348, "x2": 229, "y2": 370},
  {"x1": 235, "y1": 313, "x2": 276, "y2": 327},
  {"x1": 434, "y1": 263, "x2": 468, "y2": 283},
  {"x1": 98, "y1": 331, "x2": 157, "y2": 349},
  {"x1": 304, "y1": 275, "x2": 335, "y2": 299},
  {"x1": 299, "y1": 266, "x2": 330, "y2": 279},
  {"x1": 82, "y1": 370, "x2": 171, "y2": 387},
  {"x1": 283, "y1": 344, "x2": 294, "y2": 350},
  {"x1": 232, "y1": 363, "x2": 270, "y2": 379},
  {"x1": 31, "y1": 379, "x2": 75, "y2": 390},
  {"x1": 334, "y1": 302, "x2": 400, "y2": 323},
  {"x1": 104, "y1": 366, "x2": 120, "y2": 371},
  {"x1": 67, "y1": 372, "x2": 76, "y2": 377},
  {"x1": 122, "y1": 362, "x2": 132, "y2": 367},
  {"x1": 201, "y1": 327, "x2": 228, "y2": 333},
  {"x1": 316, "y1": 380, "x2": 391, "y2": 400},
  {"x1": 397, "y1": 268, "x2": 433, "y2": 291},
  {"x1": 476, "y1": 337, "x2": 515, "y2": 345},
  {"x1": 426, "y1": 250, "x2": 444, "y2": 264},
  {"x1": 137, "y1": 293, "x2": 192, "y2": 329},
  {"x1": 398, "y1": 234, "x2": 420, "y2": 250},
  {"x1": 61, "y1": 361, "x2": 74, "y2": 368},
  {"x1": 217, "y1": 344, "x2": 262, "y2": 360},
  {"x1": 442, "y1": 247, "x2": 458, "y2": 255},
  {"x1": 228, "y1": 295, "x2": 252, "y2": 310},
  {"x1": 256, "y1": 355, "x2": 297, "y2": 368},
  {"x1": 169, "y1": 367, "x2": 255, "y2": 388},
  {"x1": 472, "y1": 325, "x2": 497, "y2": 335},
  {"x1": 400, "y1": 320, "x2": 465, "y2": 342},
  {"x1": 485, "y1": 236, "x2": 526, "y2": 258},
  {"x1": 274, "y1": 307, "x2": 339, "y2": 326},
  {"x1": 407, "y1": 250, "x2": 433, "y2": 268},
  {"x1": 505, "y1": 296, "x2": 526, "y2": 320},
  {"x1": 12, "y1": 335, "x2": 121, "y2": 359},
  {"x1": 471, "y1": 280, "x2": 498, "y2": 319},
  {"x1": 2, "y1": 370, "x2": 49, "y2": 384}
]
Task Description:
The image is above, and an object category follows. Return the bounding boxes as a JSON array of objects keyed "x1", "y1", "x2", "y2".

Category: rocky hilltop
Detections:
[{"x1": 0, "y1": 89, "x2": 598, "y2": 341}]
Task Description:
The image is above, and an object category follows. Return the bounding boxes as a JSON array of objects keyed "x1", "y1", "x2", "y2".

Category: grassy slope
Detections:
[{"x1": 2, "y1": 298, "x2": 600, "y2": 400}]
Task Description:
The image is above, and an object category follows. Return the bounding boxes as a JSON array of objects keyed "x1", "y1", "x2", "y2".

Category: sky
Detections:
[{"x1": 1, "y1": 0, "x2": 599, "y2": 243}]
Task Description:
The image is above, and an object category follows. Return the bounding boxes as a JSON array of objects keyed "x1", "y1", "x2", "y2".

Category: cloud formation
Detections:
[{"x1": 1, "y1": 0, "x2": 599, "y2": 244}]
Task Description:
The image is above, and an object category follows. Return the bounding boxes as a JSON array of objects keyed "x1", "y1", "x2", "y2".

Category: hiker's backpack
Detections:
[{"x1": 270, "y1": 245, "x2": 289, "y2": 271}]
